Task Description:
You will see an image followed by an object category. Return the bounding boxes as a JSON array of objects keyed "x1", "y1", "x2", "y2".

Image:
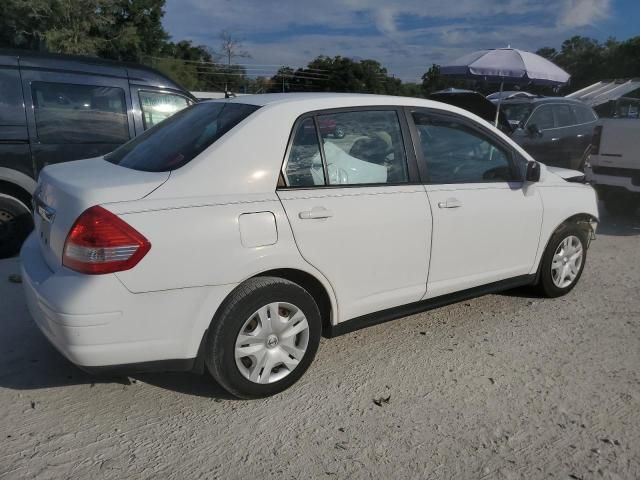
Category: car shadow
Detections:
[
  {"x1": 0, "y1": 303, "x2": 236, "y2": 399},
  {"x1": 596, "y1": 208, "x2": 640, "y2": 237}
]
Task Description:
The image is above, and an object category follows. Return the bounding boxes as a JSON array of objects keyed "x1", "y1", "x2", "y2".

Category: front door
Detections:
[
  {"x1": 408, "y1": 109, "x2": 543, "y2": 298},
  {"x1": 278, "y1": 109, "x2": 432, "y2": 322}
]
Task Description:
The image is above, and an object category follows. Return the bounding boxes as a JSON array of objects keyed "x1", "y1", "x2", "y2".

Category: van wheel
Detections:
[
  {"x1": 536, "y1": 224, "x2": 588, "y2": 298},
  {"x1": 205, "y1": 277, "x2": 322, "y2": 399},
  {"x1": 0, "y1": 194, "x2": 33, "y2": 259}
]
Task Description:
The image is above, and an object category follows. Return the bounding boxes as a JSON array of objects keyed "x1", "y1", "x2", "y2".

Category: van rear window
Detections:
[{"x1": 105, "y1": 102, "x2": 259, "y2": 172}]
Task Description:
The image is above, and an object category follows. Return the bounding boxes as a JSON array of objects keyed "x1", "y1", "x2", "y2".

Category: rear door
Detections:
[
  {"x1": 408, "y1": 108, "x2": 543, "y2": 298},
  {"x1": 552, "y1": 103, "x2": 580, "y2": 168},
  {"x1": 570, "y1": 104, "x2": 598, "y2": 169},
  {"x1": 19, "y1": 60, "x2": 134, "y2": 174},
  {"x1": 277, "y1": 108, "x2": 432, "y2": 322}
]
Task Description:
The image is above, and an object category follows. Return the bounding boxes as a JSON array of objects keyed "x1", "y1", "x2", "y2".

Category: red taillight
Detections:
[
  {"x1": 63, "y1": 206, "x2": 150, "y2": 275},
  {"x1": 591, "y1": 125, "x2": 602, "y2": 155}
]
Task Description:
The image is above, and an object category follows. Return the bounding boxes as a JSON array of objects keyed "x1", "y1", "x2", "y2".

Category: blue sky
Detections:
[{"x1": 164, "y1": 0, "x2": 638, "y2": 82}]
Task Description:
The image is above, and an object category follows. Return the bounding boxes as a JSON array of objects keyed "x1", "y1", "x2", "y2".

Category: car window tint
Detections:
[
  {"x1": 284, "y1": 118, "x2": 325, "y2": 187},
  {"x1": 106, "y1": 102, "x2": 259, "y2": 172},
  {"x1": 554, "y1": 104, "x2": 575, "y2": 127},
  {"x1": 31, "y1": 82, "x2": 129, "y2": 144},
  {"x1": 501, "y1": 103, "x2": 533, "y2": 124},
  {"x1": 572, "y1": 105, "x2": 597, "y2": 123},
  {"x1": 412, "y1": 113, "x2": 515, "y2": 184},
  {"x1": 527, "y1": 105, "x2": 555, "y2": 130},
  {"x1": 139, "y1": 91, "x2": 192, "y2": 129},
  {"x1": 316, "y1": 110, "x2": 408, "y2": 185}
]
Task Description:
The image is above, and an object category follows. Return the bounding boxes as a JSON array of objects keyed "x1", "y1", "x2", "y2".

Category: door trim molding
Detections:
[{"x1": 324, "y1": 274, "x2": 535, "y2": 337}]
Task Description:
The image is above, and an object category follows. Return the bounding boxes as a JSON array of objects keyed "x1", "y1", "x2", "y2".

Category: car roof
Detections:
[
  {"x1": 500, "y1": 96, "x2": 590, "y2": 107},
  {"x1": 0, "y1": 48, "x2": 191, "y2": 95},
  {"x1": 223, "y1": 92, "x2": 443, "y2": 109}
]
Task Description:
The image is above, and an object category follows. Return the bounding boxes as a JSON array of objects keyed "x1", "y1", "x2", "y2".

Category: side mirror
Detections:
[
  {"x1": 525, "y1": 161, "x2": 541, "y2": 182},
  {"x1": 527, "y1": 124, "x2": 542, "y2": 137}
]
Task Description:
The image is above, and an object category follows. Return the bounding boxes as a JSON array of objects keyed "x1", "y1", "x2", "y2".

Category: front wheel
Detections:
[
  {"x1": 205, "y1": 277, "x2": 322, "y2": 398},
  {"x1": 536, "y1": 224, "x2": 588, "y2": 298}
]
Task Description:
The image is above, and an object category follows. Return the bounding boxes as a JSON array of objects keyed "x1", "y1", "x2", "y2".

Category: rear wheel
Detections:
[
  {"x1": 536, "y1": 224, "x2": 588, "y2": 298},
  {"x1": 0, "y1": 194, "x2": 33, "y2": 258},
  {"x1": 205, "y1": 277, "x2": 322, "y2": 398}
]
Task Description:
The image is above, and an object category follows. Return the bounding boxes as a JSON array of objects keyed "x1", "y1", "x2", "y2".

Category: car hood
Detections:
[{"x1": 546, "y1": 166, "x2": 585, "y2": 181}]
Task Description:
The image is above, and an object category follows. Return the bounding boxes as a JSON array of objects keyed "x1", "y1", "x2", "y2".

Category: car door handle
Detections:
[
  {"x1": 551, "y1": 137, "x2": 560, "y2": 142},
  {"x1": 299, "y1": 207, "x2": 333, "y2": 219},
  {"x1": 437, "y1": 198, "x2": 462, "y2": 209}
]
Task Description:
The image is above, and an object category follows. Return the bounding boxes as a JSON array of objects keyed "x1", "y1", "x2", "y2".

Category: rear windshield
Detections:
[{"x1": 105, "y1": 102, "x2": 260, "y2": 172}]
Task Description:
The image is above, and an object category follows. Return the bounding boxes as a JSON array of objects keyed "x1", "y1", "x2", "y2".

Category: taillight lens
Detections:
[
  {"x1": 591, "y1": 125, "x2": 602, "y2": 155},
  {"x1": 63, "y1": 206, "x2": 150, "y2": 274}
]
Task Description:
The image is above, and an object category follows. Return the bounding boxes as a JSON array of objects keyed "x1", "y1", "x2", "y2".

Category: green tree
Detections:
[{"x1": 0, "y1": 0, "x2": 168, "y2": 60}]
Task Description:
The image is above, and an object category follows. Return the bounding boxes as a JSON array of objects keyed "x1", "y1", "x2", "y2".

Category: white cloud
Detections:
[
  {"x1": 163, "y1": 0, "x2": 614, "y2": 81},
  {"x1": 558, "y1": 0, "x2": 612, "y2": 28}
]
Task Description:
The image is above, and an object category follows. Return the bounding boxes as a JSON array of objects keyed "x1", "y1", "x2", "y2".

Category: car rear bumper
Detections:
[
  {"x1": 20, "y1": 233, "x2": 235, "y2": 369},
  {"x1": 585, "y1": 167, "x2": 640, "y2": 193}
]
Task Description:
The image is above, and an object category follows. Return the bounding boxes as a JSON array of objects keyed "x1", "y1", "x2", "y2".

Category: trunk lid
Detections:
[{"x1": 34, "y1": 157, "x2": 169, "y2": 271}]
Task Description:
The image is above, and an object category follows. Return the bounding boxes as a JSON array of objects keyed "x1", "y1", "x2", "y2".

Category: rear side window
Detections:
[
  {"x1": 572, "y1": 104, "x2": 597, "y2": 123},
  {"x1": 32, "y1": 82, "x2": 129, "y2": 144},
  {"x1": 283, "y1": 109, "x2": 409, "y2": 187},
  {"x1": 139, "y1": 90, "x2": 193, "y2": 129},
  {"x1": 106, "y1": 102, "x2": 259, "y2": 172},
  {"x1": 553, "y1": 104, "x2": 575, "y2": 127}
]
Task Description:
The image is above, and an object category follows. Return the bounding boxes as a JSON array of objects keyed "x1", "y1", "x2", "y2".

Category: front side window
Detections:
[
  {"x1": 139, "y1": 91, "x2": 192, "y2": 129},
  {"x1": 553, "y1": 104, "x2": 575, "y2": 127},
  {"x1": 32, "y1": 82, "x2": 129, "y2": 144},
  {"x1": 527, "y1": 105, "x2": 555, "y2": 130},
  {"x1": 106, "y1": 102, "x2": 259, "y2": 172},
  {"x1": 501, "y1": 103, "x2": 533, "y2": 125},
  {"x1": 412, "y1": 112, "x2": 515, "y2": 184}
]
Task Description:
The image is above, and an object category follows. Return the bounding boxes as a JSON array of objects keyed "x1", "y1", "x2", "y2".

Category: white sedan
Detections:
[{"x1": 21, "y1": 93, "x2": 599, "y2": 398}]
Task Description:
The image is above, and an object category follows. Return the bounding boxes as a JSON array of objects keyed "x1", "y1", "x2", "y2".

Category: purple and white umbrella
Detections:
[{"x1": 440, "y1": 48, "x2": 570, "y2": 126}]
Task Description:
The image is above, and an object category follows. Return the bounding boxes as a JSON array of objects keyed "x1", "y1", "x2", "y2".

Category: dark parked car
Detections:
[
  {"x1": 430, "y1": 90, "x2": 598, "y2": 171},
  {"x1": 0, "y1": 49, "x2": 195, "y2": 257},
  {"x1": 498, "y1": 97, "x2": 598, "y2": 171}
]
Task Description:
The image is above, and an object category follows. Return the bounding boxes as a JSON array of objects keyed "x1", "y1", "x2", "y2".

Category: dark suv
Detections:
[
  {"x1": 430, "y1": 90, "x2": 598, "y2": 171},
  {"x1": 0, "y1": 50, "x2": 195, "y2": 257},
  {"x1": 498, "y1": 96, "x2": 598, "y2": 170}
]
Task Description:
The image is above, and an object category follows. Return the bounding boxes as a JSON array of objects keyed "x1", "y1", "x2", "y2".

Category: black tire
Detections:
[
  {"x1": 205, "y1": 276, "x2": 322, "y2": 399},
  {"x1": 536, "y1": 223, "x2": 588, "y2": 298},
  {"x1": 0, "y1": 194, "x2": 33, "y2": 259}
]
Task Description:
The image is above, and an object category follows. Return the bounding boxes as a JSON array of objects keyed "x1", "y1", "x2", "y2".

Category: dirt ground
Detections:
[{"x1": 1, "y1": 208, "x2": 639, "y2": 480}]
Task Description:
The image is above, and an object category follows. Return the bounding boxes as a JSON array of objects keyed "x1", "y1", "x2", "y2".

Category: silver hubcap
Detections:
[
  {"x1": 551, "y1": 235, "x2": 583, "y2": 288},
  {"x1": 235, "y1": 302, "x2": 310, "y2": 384}
]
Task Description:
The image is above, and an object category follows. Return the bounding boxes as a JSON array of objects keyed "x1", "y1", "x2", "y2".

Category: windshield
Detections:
[
  {"x1": 106, "y1": 102, "x2": 260, "y2": 172},
  {"x1": 500, "y1": 103, "x2": 533, "y2": 124}
]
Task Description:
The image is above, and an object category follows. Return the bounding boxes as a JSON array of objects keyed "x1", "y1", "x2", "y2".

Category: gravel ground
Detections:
[{"x1": 1, "y1": 209, "x2": 639, "y2": 480}]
